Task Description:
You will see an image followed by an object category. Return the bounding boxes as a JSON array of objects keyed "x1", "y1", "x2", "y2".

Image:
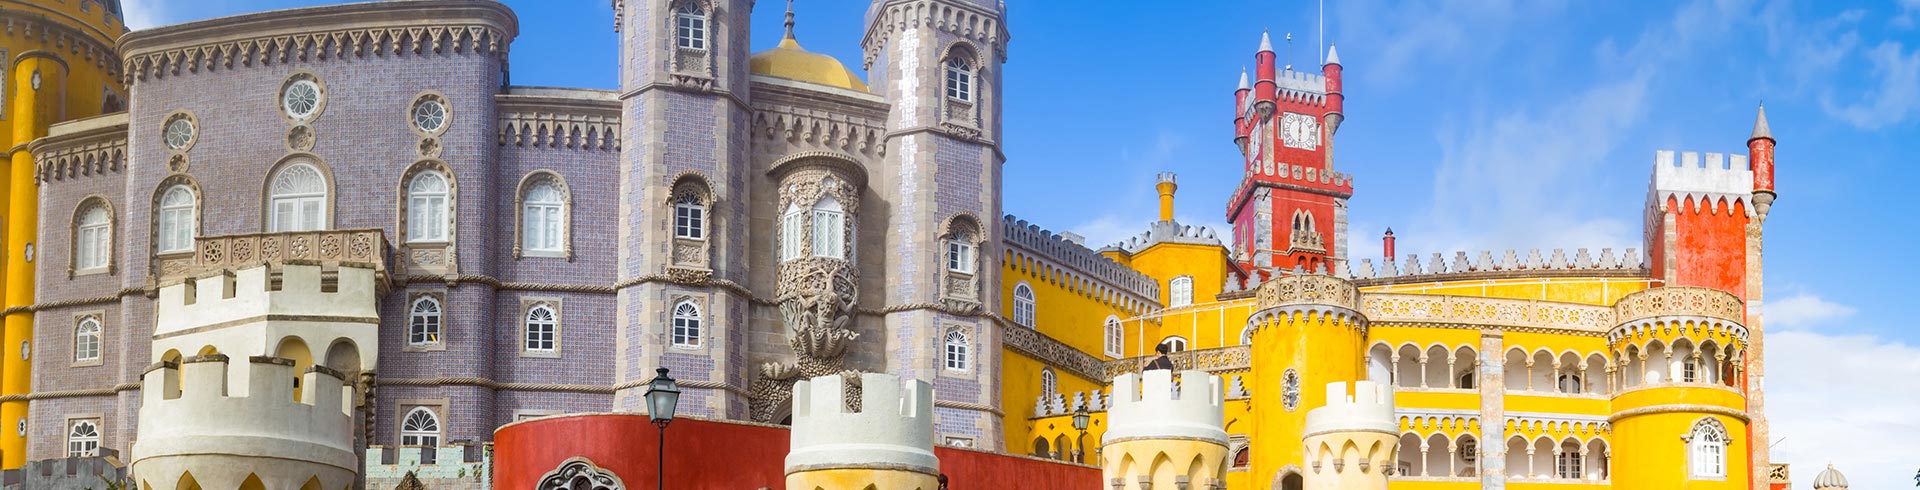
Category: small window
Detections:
[
  {"x1": 810, "y1": 196, "x2": 845, "y2": 259},
  {"x1": 1169, "y1": 276, "x2": 1194, "y2": 307},
  {"x1": 1688, "y1": 419, "x2": 1726, "y2": 479},
  {"x1": 1040, "y1": 367, "x2": 1057, "y2": 395},
  {"x1": 671, "y1": 300, "x2": 702, "y2": 348},
  {"x1": 944, "y1": 58, "x2": 973, "y2": 101},
  {"x1": 525, "y1": 304, "x2": 557, "y2": 352},
  {"x1": 1457, "y1": 370, "x2": 1477, "y2": 389},
  {"x1": 412, "y1": 98, "x2": 448, "y2": 133},
  {"x1": 943, "y1": 330, "x2": 969, "y2": 371},
  {"x1": 1012, "y1": 284, "x2": 1036, "y2": 328},
  {"x1": 674, "y1": 3, "x2": 708, "y2": 50},
  {"x1": 268, "y1": 163, "x2": 327, "y2": 232},
  {"x1": 74, "y1": 319, "x2": 102, "y2": 362},
  {"x1": 157, "y1": 185, "x2": 196, "y2": 253},
  {"x1": 1460, "y1": 439, "x2": 1479, "y2": 465},
  {"x1": 409, "y1": 297, "x2": 441, "y2": 346},
  {"x1": 66, "y1": 419, "x2": 100, "y2": 457},
  {"x1": 282, "y1": 79, "x2": 322, "y2": 119},
  {"x1": 1682, "y1": 359, "x2": 1699, "y2": 383},
  {"x1": 407, "y1": 171, "x2": 449, "y2": 243},
  {"x1": 1158, "y1": 336, "x2": 1187, "y2": 353},
  {"x1": 946, "y1": 232, "x2": 976, "y2": 273},
  {"x1": 674, "y1": 196, "x2": 705, "y2": 240},
  {"x1": 1558, "y1": 374, "x2": 1583, "y2": 393},
  {"x1": 1103, "y1": 316, "x2": 1123, "y2": 358},
  {"x1": 779, "y1": 204, "x2": 804, "y2": 261},
  {"x1": 163, "y1": 116, "x2": 195, "y2": 150},
  {"x1": 522, "y1": 181, "x2": 565, "y2": 253},
  {"x1": 399, "y1": 407, "x2": 441, "y2": 446},
  {"x1": 1556, "y1": 441, "x2": 1583, "y2": 479},
  {"x1": 76, "y1": 205, "x2": 111, "y2": 270}
]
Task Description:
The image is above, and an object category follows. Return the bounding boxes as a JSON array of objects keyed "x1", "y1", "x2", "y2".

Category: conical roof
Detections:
[
  {"x1": 1812, "y1": 464, "x2": 1848, "y2": 489},
  {"x1": 1326, "y1": 44, "x2": 1341, "y2": 65},
  {"x1": 1751, "y1": 103, "x2": 1773, "y2": 141}
]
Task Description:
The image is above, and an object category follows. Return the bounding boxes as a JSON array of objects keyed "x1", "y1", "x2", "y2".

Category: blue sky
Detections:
[{"x1": 127, "y1": 0, "x2": 1919, "y2": 486}]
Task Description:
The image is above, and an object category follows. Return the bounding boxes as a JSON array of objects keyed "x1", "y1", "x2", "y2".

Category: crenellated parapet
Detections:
[
  {"x1": 1002, "y1": 215, "x2": 1161, "y2": 312},
  {"x1": 1106, "y1": 219, "x2": 1224, "y2": 254},
  {"x1": 131, "y1": 355, "x2": 357, "y2": 490},
  {"x1": 1102, "y1": 370, "x2": 1228, "y2": 490},
  {"x1": 1650, "y1": 150, "x2": 1756, "y2": 216},
  {"x1": 1341, "y1": 247, "x2": 1645, "y2": 285},
  {"x1": 1301, "y1": 381, "x2": 1398, "y2": 490},
  {"x1": 785, "y1": 373, "x2": 938, "y2": 490},
  {"x1": 1303, "y1": 381, "x2": 1396, "y2": 438},
  {"x1": 154, "y1": 262, "x2": 380, "y2": 337},
  {"x1": 1245, "y1": 274, "x2": 1367, "y2": 337}
]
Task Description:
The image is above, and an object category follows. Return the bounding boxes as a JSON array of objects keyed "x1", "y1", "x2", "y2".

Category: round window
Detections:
[
  {"x1": 413, "y1": 99, "x2": 447, "y2": 133},
  {"x1": 283, "y1": 80, "x2": 322, "y2": 119},
  {"x1": 163, "y1": 117, "x2": 195, "y2": 150}
]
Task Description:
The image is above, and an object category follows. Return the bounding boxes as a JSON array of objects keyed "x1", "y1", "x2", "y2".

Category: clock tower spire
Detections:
[{"x1": 1227, "y1": 31, "x2": 1352, "y2": 274}]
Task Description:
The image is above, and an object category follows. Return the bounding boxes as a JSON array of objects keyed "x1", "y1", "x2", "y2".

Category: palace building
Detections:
[{"x1": 0, "y1": 0, "x2": 1820, "y2": 489}]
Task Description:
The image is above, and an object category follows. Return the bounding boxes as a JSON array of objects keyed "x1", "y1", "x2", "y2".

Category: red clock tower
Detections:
[{"x1": 1229, "y1": 33, "x2": 1352, "y2": 273}]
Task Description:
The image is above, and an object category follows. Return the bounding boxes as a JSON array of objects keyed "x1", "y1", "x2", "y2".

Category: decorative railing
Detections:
[
  {"x1": 157, "y1": 229, "x2": 391, "y2": 289},
  {"x1": 1612, "y1": 286, "x2": 1745, "y2": 326},
  {"x1": 1363, "y1": 293, "x2": 1615, "y2": 332},
  {"x1": 1100, "y1": 345, "x2": 1252, "y2": 381},
  {"x1": 1001, "y1": 326, "x2": 1106, "y2": 382},
  {"x1": 1254, "y1": 274, "x2": 1360, "y2": 311}
]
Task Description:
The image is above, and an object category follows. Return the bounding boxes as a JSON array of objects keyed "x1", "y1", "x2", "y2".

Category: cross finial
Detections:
[{"x1": 783, "y1": 0, "x2": 797, "y2": 40}]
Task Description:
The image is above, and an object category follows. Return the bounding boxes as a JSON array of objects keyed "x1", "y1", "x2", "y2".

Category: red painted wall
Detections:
[
  {"x1": 1653, "y1": 196, "x2": 1750, "y2": 300},
  {"x1": 494, "y1": 414, "x2": 1101, "y2": 490}
]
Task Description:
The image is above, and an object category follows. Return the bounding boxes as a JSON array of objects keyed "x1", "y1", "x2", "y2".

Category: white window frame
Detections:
[
  {"x1": 674, "y1": 3, "x2": 708, "y2": 50},
  {"x1": 943, "y1": 330, "x2": 970, "y2": 371},
  {"x1": 944, "y1": 58, "x2": 973, "y2": 102},
  {"x1": 1103, "y1": 316, "x2": 1123, "y2": 358},
  {"x1": 947, "y1": 234, "x2": 976, "y2": 273},
  {"x1": 399, "y1": 407, "x2": 441, "y2": 447},
  {"x1": 157, "y1": 185, "x2": 196, "y2": 253},
  {"x1": 1012, "y1": 283, "x2": 1036, "y2": 328},
  {"x1": 1040, "y1": 367, "x2": 1057, "y2": 396},
  {"x1": 66, "y1": 419, "x2": 100, "y2": 457},
  {"x1": 1169, "y1": 276, "x2": 1194, "y2": 307},
  {"x1": 525, "y1": 304, "x2": 558, "y2": 353},
  {"x1": 268, "y1": 163, "x2": 327, "y2": 232},
  {"x1": 74, "y1": 318, "x2": 101, "y2": 363},
  {"x1": 407, "y1": 171, "x2": 450, "y2": 243},
  {"x1": 409, "y1": 296, "x2": 442, "y2": 346},
  {"x1": 1687, "y1": 420, "x2": 1727, "y2": 479},
  {"x1": 522, "y1": 182, "x2": 565, "y2": 254},
  {"x1": 673, "y1": 198, "x2": 705, "y2": 240},
  {"x1": 810, "y1": 196, "x2": 845, "y2": 259},
  {"x1": 76, "y1": 206, "x2": 111, "y2": 271},
  {"x1": 779, "y1": 204, "x2": 804, "y2": 261},
  {"x1": 1556, "y1": 444, "x2": 1582, "y2": 479},
  {"x1": 1158, "y1": 336, "x2": 1188, "y2": 353},
  {"x1": 670, "y1": 300, "x2": 702, "y2": 348}
]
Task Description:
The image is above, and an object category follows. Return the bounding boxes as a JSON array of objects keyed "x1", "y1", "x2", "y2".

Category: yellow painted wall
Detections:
[{"x1": 1003, "y1": 350, "x2": 1107, "y2": 457}]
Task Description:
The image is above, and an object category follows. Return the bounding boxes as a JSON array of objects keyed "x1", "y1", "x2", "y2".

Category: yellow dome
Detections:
[{"x1": 749, "y1": 37, "x2": 870, "y2": 92}]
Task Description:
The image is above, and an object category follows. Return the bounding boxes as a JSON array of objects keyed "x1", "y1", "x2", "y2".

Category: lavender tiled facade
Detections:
[{"x1": 24, "y1": 0, "x2": 1018, "y2": 460}]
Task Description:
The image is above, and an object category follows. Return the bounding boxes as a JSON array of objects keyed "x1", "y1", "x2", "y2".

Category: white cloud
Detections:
[
  {"x1": 1765, "y1": 329, "x2": 1920, "y2": 489},
  {"x1": 1763, "y1": 292, "x2": 1857, "y2": 330},
  {"x1": 121, "y1": 0, "x2": 173, "y2": 30},
  {"x1": 1067, "y1": 215, "x2": 1140, "y2": 251},
  {"x1": 1820, "y1": 41, "x2": 1920, "y2": 129}
]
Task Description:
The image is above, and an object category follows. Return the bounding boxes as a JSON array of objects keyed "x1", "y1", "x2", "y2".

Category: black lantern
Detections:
[
  {"x1": 644, "y1": 367, "x2": 680, "y2": 490},
  {"x1": 1071, "y1": 407, "x2": 1091, "y2": 463}
]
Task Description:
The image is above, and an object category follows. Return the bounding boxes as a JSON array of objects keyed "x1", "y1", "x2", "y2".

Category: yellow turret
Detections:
[
  {"x1": 1101, "y1": 369, "x2": 1229, "y2": 490},
  {"x1": 1156, "y1": 172, "x2": 1178, "y2": 222}
]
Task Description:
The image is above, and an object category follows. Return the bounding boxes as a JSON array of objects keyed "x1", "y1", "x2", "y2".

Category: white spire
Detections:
[
  {"x1": 1238, "y1": 67, "x2": 1250, "y2": 90},
  {"x1": 1750, "y1": 102, "x2": 1773, "y2": 141},
  {"x1": 1325, "y1": 43, "x2": 1341, "y2": 65},
  {"x1": 1258, "y1": 31, "x2": 1273, "y2": 53}
]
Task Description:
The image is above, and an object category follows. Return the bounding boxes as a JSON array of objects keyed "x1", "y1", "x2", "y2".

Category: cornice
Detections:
[
  {"x1": 30, "y1": 113, "x2": 126, "y2": 184},
  {"x1": 0, "y1": 7, "x2": 122, "y2": 80},
  {"x1": 119, "y1": 1, "x2": 518, "y2": 83}
]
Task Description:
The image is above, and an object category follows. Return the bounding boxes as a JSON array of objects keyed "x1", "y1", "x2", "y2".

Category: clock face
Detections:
[{"x1": 1281, "y1": 112, "x2": 1320, "y2": 150}]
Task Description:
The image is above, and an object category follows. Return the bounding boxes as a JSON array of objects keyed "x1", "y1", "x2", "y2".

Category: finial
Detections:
[{"x1": 783, "y1": 0, "x2": 797, "y2": 41}]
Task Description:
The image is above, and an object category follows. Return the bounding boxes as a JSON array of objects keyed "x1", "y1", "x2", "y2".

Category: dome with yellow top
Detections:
[{"x1": 748, "y1": 5, "x2": 869, "y2": 92}]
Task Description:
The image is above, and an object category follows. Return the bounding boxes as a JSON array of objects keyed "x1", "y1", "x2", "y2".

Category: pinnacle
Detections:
[
  {"x1": 1325, "y1": 43, "x2": 1341, "y2": 65},
  {"x1": 1750, "y1": 103, "x2": 1773, "y2": 141},
  {"x1": 1238, "y1": 67, "x2": 1250, "y2": 90},
  {"x1": 1258, "y1": 31, "x2": 1274, "y2": 53}
]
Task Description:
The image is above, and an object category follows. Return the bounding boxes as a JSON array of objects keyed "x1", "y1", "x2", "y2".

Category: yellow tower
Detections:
[
  {"x1": 1299, "y1": 381, "x2": 1397, "y2": 490},
  {"x1": 0, "y1": 0, "x2": 125, "y2": 467},
  {"x1": 784, "y1": 373, "x2": 940, "y2": 490},
  {"x1": 1606, "y1": 287, "x2": 1752, "y2": 489},
  {"x1": 1244, "y1": 274, "x2": 1368, "y2": 489},
  {"x1": 1100, "y1": 369, "x2": 1228, "y2": 490}
]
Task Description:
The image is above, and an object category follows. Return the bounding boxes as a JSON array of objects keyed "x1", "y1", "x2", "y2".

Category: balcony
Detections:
[{"x1": 155, "y1": 229, "x2": 392, "y2": 291}]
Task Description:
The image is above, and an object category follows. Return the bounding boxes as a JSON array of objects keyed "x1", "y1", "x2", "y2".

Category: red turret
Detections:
[
  {"x1": 1253, "y1": 32, "x2": 1276, "y2": 115},
  {"x1": 1382, "y1": 228, "x2": 1394, "y2": 260},
  {"x1": 1748, "y1": 103, "x2": 1776, "y2": 216},
  {"x1": 1235, "y1": 68, "x2": 1251, "y2": 149},
  {"x1": 1323, "y1": 44, "x2": 1344, "y2": 135}
]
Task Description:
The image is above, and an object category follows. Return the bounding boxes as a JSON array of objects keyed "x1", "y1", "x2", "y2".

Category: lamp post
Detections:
[
  {"x1": 1071, "y1": 407, "x2": 1090, "y2": 464},
  {"x1": 644, "y1": 368, "x2": 680, "y2": 490}
]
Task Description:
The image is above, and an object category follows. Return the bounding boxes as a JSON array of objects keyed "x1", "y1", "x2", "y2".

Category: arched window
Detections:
[
  {"x1": 943, "y1": 330, "x2": 969, "y2": 371},
  {"x1": 409, "y1": 297, "x2": 441, "y2": 346},
  {"x1": 156, "y1": 185, "x2": 196, "y2": 253},
  {"x1": 525, "y1": 304, "x2": 557, "y2": 352},
  {"x1": 268, "y1": 163, "x2": 327, "y2": 232},
  {"x1": 671, "y1": 300, "x2": 702, "y2": 348},
  {"x1": 1556, "y1": 440, "x2": 1583, "y2": 479},
  {"x1": 1012, "y1": 284, "x2": 1036, "y2": 328},
  {"x1": 399, "y1": 407, "x2": 441, "y2": 446},
  {"x1": 74, "y1": 318, "x2": 101, "y2": 362},
  {"x1": 1103, "y1": 316, "x2": 1123, "y2": 358},
  {"x1": 779, "y1": 204, "x2": 804, "y2": 261},
  {"x1": 944, "y1": 58, "x2": 974, "y2": 101},
  {"x1": 1169, "y1": 276, "x2": 1194, "y2": 307},
  {"x1": 407, "y1": 170, "x2": 449, "y2": 243},
  {"x1": 1231, "y1": 446, "x2": 1251, "y2": 468},
  {"x1": 810, "y1": 196, "x2": 845, "y2": 259},
  {"x1": 1458, "y1": 370, "x2": 1477, "y2": 389},
  {"x1": 673, "y1": 194, "x2": 705, "y2": 240},
  {"x1": 66, "y1": 419, "x2": 99, "y2": 457},
  {"x1": 1158, "y1": 336, "x2": 1188, "y2": 353},
  {"x1": 1558, "y1": 374, "x2": 1583, "y2": 393},
  {"x1": 1040, "y1": 367, "x2": 1056, "y2": 396},
  {"x1": 1687, "y1": 419, "x2": 1727, "y2": 479},
  {"x1": 75, "y1": 205, "x2": 111, "y2": 271},
  {"x1": 673, "y1": 2, "x2": 707, "y2": 50},
  {"x1": 947, "y1": 230, "x2": 976, "y2": 272},
  {"x1": 521, "y1": 179, "x2": 565, "y2": 254}
]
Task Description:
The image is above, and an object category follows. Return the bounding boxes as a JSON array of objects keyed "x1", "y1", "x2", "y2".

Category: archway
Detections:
[{"x1": 276, "y1": 336, "x2": 312, "y2": 402}]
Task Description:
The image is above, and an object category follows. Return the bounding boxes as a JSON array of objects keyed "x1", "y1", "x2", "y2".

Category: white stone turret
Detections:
[
  {"x1": 1102, "y1": 370, "x2": 1228, "y2": 490},
  {"x1": 784, "y1": 373, "x2": 938, "y2": 490},
  {"x1": 1301, "y1": 381, "x2": 1398, "y2": 490}
]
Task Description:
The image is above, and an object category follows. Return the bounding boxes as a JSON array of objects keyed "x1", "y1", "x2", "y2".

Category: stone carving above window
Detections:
[{"x1": 536, "y1": 458, "x2": 624, "y2": 490}]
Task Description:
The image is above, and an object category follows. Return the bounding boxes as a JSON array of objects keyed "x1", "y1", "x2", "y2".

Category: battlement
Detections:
[
  {"x1": 1339, "y1": 247, "x2": 1646, "y2": 283},
  {"x1": 1104, "y1": 370, "x2": 1225, "y2": 444},
  {"x1": 1002, "y1": 215, "x2": 1161, "y2": 304},
  {"x1": 785, "y1": 373, "x2": 937, "y2": 475},
  {"x1": 132, "y1": 355, "x2": 356, "y2": 471},
  {"x1": 364, "y1": 444, "x2": 491, "y2": 490},
  {"x1": 1303, "y1": 381, "x2": 1396, "y2": 437},
  {"x1": 1157, "y1": 172, "x2": 1176, "y2": 184},
  {"x1": 154, "y1": 263, "x2": 380, "y2": 337},
  {"x1": 1650, "y1": 150, "x2": 1755, "y2": 215},
  {"x1": 1108, "y1": 220, "x2": 1223, "y2": 254},
  {"x1": 1272, "y1": 68, "x2": 1328, "y2": 100}
]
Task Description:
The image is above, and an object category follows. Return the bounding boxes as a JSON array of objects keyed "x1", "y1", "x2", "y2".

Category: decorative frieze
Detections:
[
  {"x1": 1611, "y1": 286, "x2": 1744, "y2": 326},
  {"x1": 1099, "y1": 345, "x2": 1252, "y2": 381},
  {"x1": 860, "y1": 0, "x2": 1010, "y2": 70},
  {"x1": 1002, "y1": 325, "x2": 1105, "y2": 382},
  {"x1": 1363, "y1": 293, "x2": 1614, "y2": 333},
  {"x1": 164, "y1": 229, "x2": 391, "y2": 290},
  {"x1": 122, "y1": 3, "x2": 516, "y2": 83},
  {"x1": 498, "y1": 108, "x2": 620, "y2": 151},
  {"x1": 1254, "y1": 274, "x2": 1359, "y2": 311}
]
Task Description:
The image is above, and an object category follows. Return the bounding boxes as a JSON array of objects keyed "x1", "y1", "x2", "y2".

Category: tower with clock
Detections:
[{"x1": 1229, "y1": 32, "x2": 1352, "y2": 274}]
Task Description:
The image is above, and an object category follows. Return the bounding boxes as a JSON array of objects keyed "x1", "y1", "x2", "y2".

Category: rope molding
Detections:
[
  {"x1": 0, "y1": 383, "x2": 141, "y2": 402},
  {"x1": 933, "y1": 399, "x2": 1005, "y2": 417},
  {"x1": 380, "y1": 376, "x2": 750, "y2": 397},
  {"x1": 1607, "y1": 404, "x2": 1749, "y2": 424}
]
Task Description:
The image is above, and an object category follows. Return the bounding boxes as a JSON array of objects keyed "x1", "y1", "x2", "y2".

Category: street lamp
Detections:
[
  {"x1": 644, "y1": 368, "x2": 680, "y2": 490},
  {"x1": 1071, "y1": 407, "x2": 1090, "y2": 464}
]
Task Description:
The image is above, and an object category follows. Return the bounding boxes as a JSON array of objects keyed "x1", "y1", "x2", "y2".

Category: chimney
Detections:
[
  {"x1": 1156, "y1": 172, "x2": 1178, "y2": 222},
  {"x1": 1382, "y1": 228, "x2": 1396, "y2": 260}
]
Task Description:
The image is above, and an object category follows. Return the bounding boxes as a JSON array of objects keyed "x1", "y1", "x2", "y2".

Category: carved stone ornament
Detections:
[
  {"x1": 749, "y1": 255, "x2": 862, "y2": 423},
  {"x1": 418, "y1": 137, "x2": 441, "y2": 158},
  {"x1": 167, "y1": 154, "x2": 189, "y2": 173},
  {"x1": 287, "y1": 125, "x2": 316, "y2": 152},
  {"x1": 536, "y1": 458, "x2": 625, "y2": 490}
]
